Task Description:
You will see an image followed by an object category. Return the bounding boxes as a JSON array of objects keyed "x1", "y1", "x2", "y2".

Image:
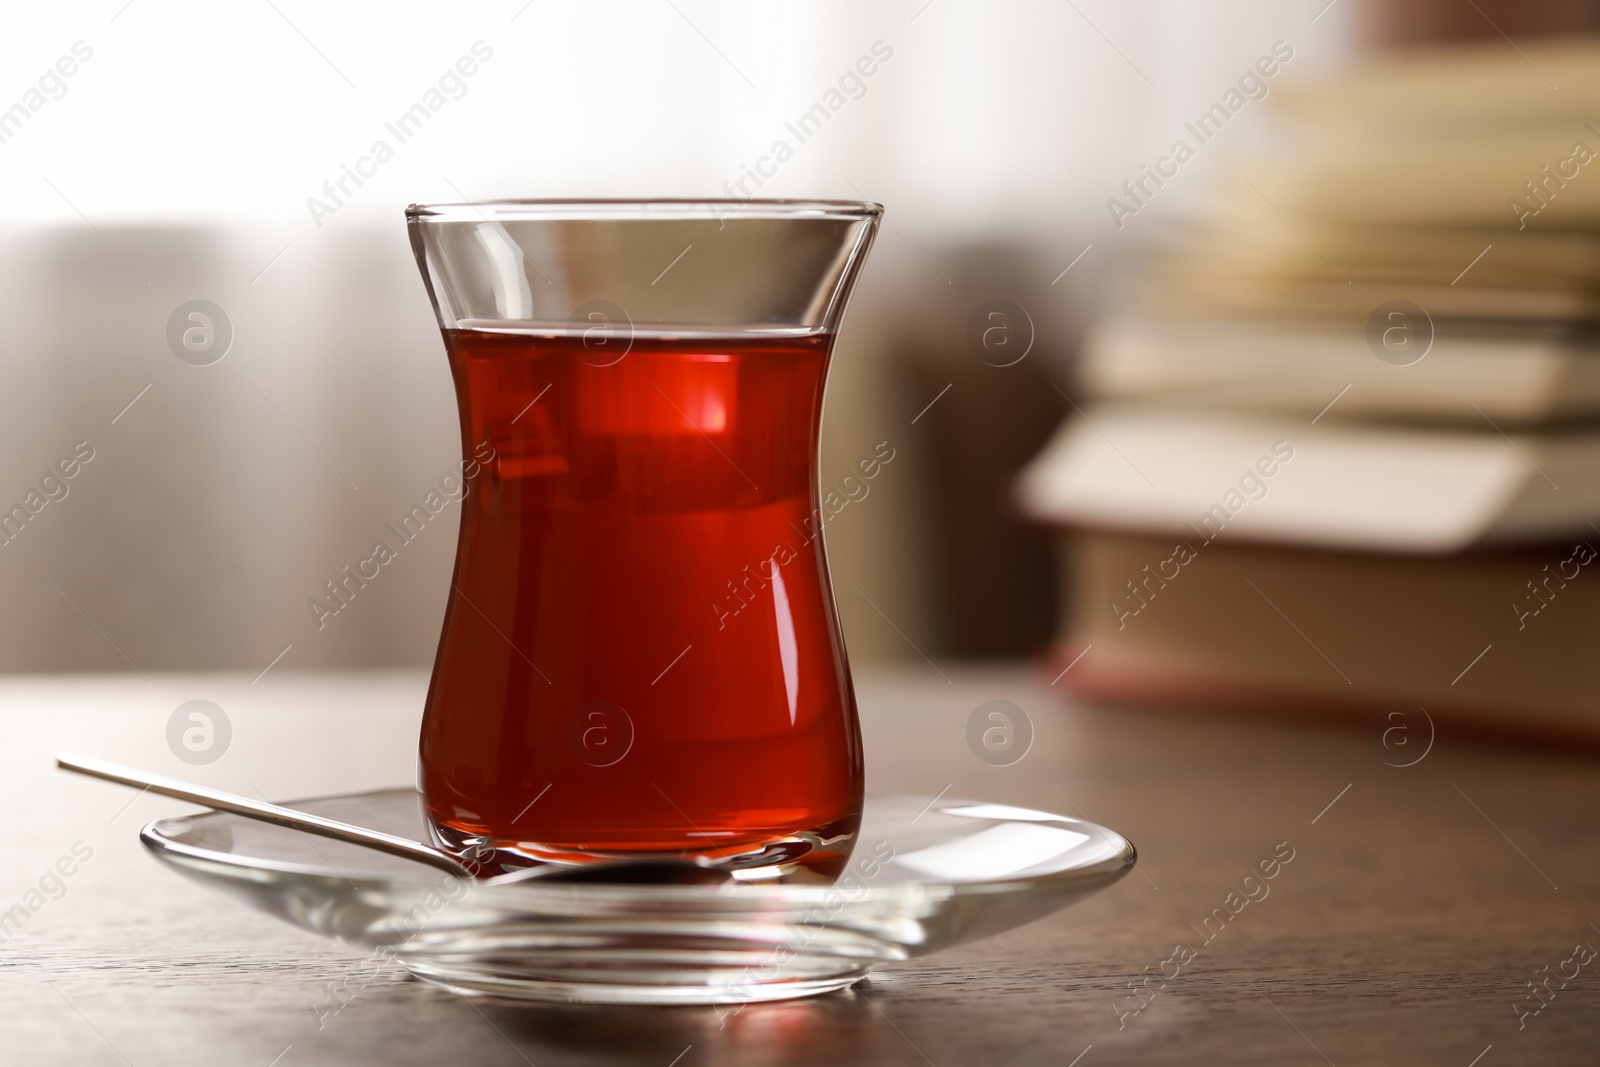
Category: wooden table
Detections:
[{"x1": 1, "y1": 666, "x2": 1594, "y2": 1065}]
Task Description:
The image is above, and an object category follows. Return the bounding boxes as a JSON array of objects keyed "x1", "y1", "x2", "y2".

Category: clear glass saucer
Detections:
[{"x1": 141, "y1": 790, "x2": 1135, "y2": 1005}]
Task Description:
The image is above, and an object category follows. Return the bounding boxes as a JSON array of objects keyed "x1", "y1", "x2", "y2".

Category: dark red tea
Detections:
[{"x1": 419, "y1": 327, "x2": 864, "y2": 877}]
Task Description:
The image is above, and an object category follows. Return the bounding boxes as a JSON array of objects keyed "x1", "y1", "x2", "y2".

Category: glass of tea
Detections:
[{"x1": 407, "y1": 200, "x2": 881, "y2": 881}]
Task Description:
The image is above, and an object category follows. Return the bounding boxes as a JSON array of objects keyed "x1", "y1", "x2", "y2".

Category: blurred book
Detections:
[
  {"x1": 1082, "y1": 316, "x2": 1600, "y2": 424},
  {"x1": 1146, "y1": 40, "x2": 1600, "y2": 325},
  {"x1": 1022, "y1": 39, "x2": 1600, "y2": 743},
  {"x1": 1051, "y1": 530, "x2": 1600, "y2": 743},
  {"x1": 1017, "y1": 407, "x2": 1600, "y2": 554}
]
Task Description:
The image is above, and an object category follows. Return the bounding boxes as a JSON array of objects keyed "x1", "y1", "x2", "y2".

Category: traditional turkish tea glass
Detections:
[{"x1": 407, "y1": 200, "x2": 880, "y2": 881}]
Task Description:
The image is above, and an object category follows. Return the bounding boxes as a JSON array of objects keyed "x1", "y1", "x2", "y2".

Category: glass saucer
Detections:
[{"x1": 141, "y1": 790, "x2": 1135, "y2": 1005}]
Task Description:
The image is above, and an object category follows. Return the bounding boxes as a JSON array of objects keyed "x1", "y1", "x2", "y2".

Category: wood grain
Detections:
[{"x1": 0, "y1": 666, "x2": 1594, "y2": 1065}]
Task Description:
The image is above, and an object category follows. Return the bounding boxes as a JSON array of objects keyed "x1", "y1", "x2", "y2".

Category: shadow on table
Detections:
[{"x1": 464, "y1": 979, "x2": 927, "y2": 1065}]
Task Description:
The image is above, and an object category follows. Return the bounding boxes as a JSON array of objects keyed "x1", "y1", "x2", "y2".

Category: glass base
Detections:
[
  {"x1": 401, "y1": 957, "x2": 872, "y2": 1005},
  {"x1": 427, "y1": 817, "x2": 859, "y2": 884}
]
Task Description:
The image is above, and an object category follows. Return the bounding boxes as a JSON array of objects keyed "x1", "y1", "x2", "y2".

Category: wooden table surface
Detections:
[{"x1": 1, "y1": 665, "x2": 1595, "y2": 1065}]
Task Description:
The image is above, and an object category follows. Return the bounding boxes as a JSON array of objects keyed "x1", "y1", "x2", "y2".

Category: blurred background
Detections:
[{"x1": 5, "y1": 1, "x2": 1597, "y2": 741}]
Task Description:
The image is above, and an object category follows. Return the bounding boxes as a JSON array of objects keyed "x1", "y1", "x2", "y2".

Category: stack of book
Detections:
[{"x1": 1018, "y1": 40, "x2": 1600, "y2": 743}]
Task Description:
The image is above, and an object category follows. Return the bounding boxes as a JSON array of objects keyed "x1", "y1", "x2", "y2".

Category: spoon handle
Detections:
[{"x1": 56, "y1": 752, "x2": 475, "y2": 879}]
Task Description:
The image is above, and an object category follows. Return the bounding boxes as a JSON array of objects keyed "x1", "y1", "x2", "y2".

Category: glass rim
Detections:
[{"x1": 406, "y1": 198, "x2": 883, "y2": 223}]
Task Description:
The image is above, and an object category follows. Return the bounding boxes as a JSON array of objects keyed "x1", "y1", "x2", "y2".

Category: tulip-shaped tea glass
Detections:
[{"x1": 408, "y1": 200, "x2": 880, "y2": 881}]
